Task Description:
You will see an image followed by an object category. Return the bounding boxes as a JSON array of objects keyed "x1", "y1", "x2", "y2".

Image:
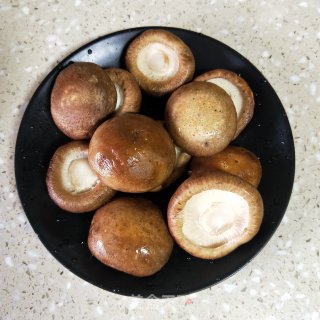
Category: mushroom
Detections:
[
  {"x1": 88, "y1": 113, "x2": 176, "y2": 193},
  {"x1": 104, "y1": 68, "x2": 142, "y2": 114},
  {"x1": 125, "y1": 29, "x2": 195, "y2": 96},
  {"x1": 88, "y1": 196, "x2": 173, "y2": 277},
  {"x1": 150, "y1": 121, "x2": 191, "y2": 192},
  {"x1": 194, "y1": 69, "x2": 254, "y2": 138},
  {"x1": 51, "y1": 62, "x2": 116, "y2": 139},
  {"x1": 151, "y1": 145, "x2": 191, "y2": 192},
  {"x1": 167, "y1": 171, "x2": 263, "y2": 259},
  {"x1": 46, "y1": 141, "x2": 116, "y2": 213},
  {"x1": 190, "y1": 145, "x2": 262, "y2": 187},
  {"x1": 165, "y1": 81, "x2": 237, "y2": 156}
]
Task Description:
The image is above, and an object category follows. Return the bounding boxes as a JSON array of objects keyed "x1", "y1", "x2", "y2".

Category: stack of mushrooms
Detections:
[{"x1": 47, "y1": 29, "x2": 264, "y2": 277}]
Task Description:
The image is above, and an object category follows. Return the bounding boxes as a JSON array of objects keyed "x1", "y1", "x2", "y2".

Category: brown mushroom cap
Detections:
[
  {"x1": 165, "y1": 81, "x2": 237, "y2": 156},
  {"x1": 104, "y1": 68, "x2": 142, "y2": 114},
  {"x1": 190, "y1": 146, "x2": 262, "y2": 187},
  {"x1": 125, "y1": 29, "x2": 195, "y2": 96},
  {"x1": 46, "y1": 141, "x2": 116, "y2": 213},
  {"x1": 88, "y1": 197, "x2": 174, "y2": 277},
  {"x1": 88, "y1": 113, "x2": 176, "y2": 193},
  {"x1": 167, "y1": 171, "x2": 263, "y2": 259},
  {"x1": 194, "y1": 69, "x2": 254, "y2": 138},
  {"x1": 51, "y1": 62, "x2": 116, "y2": 139}
]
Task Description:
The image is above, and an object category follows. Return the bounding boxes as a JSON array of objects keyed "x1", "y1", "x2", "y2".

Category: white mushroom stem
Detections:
[
  {"x1": 207, "y1": 78, "x2": 243, "y2": 117},
  {"x1": 61, "y1": 153, "x2": 99, "y2": 193},
  {"x1": 174, "y1": 145, "x2": 190, "y2": 167},
  {"x1": 137, "y1": 42, "x2": 179, "y2": 81},
  {"x1": 114, "y1": 82, "x2": 124, "y2": 111},
  {"x1": 182, "y1": 189, "x2": 249, "y2": 247}
]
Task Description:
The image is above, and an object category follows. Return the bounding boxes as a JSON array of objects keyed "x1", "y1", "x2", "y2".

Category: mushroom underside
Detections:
[{"x1": 168, "y1": 171, "x2": 263, "y2": 259}]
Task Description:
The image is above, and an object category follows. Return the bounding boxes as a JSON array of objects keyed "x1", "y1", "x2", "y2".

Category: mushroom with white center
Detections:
[
  {"x1": 167, "y1": 171, "x2": 263, "y2": 259},
  {"x1": 194, "y1": 69, "x2": 255, "y2": 138},
  {"x1": 165, "y1": 145, "x2": 191, "y2": 187},
  {"x1": 151, "y1": 121, "x2": 191, "y2": 192},
  {"x1": 190, "y1": 145, "x2": 262, "y2": 187},
  {"x1": 51, "y1": 62, "x2": 116, "y2": 139},
  {"x1": 46, "y1": 141, "x2": 116, "y2": 213},
  {"x1": 125, "y1": 29, "x2": 195, "y2": 96},
  {"x1": 151, "y1": 145, "x2": 191, "y2": 192},
  {"x1": 104, "y1": 68, "x2": 142, "y2": 114}
]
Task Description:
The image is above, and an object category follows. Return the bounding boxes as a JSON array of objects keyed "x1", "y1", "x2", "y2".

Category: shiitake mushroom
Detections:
[
  {"x1": 194, "y1": 69, "x2": 254, "y2": 138},
  {"x1": 162, "y1": 146, "x2": 191, "y2": 188},
  {"x1": 125, "y1": 29, "x2": 195, "y2": 96},
  {"x1": 88, "y1": 196, "x2": 173, "y2": 277},
  {"x1": 104, "y1": 67, "x2": 142, "y2": 114},
  {"x1": 190, "y1": 146, "x2": 262, "y2": 187},
  {"x1": 88, "y1": 113, "x2": 176, "y2": 193},
  {"x1": 51, "y1": 62, "x2": 116, "y2": 139},
  {"x1": 151, "y1": 122, "x2": 191, "y2": 191},
  {"x1": 167, "y1": 171, "x2": 263, "y2": 259},
  {"x1": 151, "y1": 145, "x2": 191, "y2": 192},
  {"x1": 165, "y1": 81, "x2": 237, "y2": 156},
  {"x1": 46, "y1": 141, "x2": 115, "y2": 213}
]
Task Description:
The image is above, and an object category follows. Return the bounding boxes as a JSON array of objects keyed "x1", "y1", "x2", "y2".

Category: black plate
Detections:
[{"x1": 15, "y1": 27, "x2": 295, "y2": 298}]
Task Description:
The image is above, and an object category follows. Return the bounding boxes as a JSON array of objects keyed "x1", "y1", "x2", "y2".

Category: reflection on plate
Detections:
[{"x1": 15, "y1": 27, "x2": 295, "y2": 298}]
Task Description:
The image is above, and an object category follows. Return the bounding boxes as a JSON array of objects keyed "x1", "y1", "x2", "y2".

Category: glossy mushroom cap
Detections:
[
  {"x1": 88, "y1": 113, "x2": 176, "y2": 193},
  {"x1": 190, "y1": 145, "x2": 262, "y2": 187},
  {"x1": 51, "y1": 62, "x2": 116, "y2": 139},
  {"x1": 125, "y1": 29, "x2": 195, "y2": 96},
  {"x1": 104, "y1": 68, "x2": 142, "y2": 114},
  {"x1": 165, "y1": 81, "x2": 237, "y2": 156},
  {"x1": 88, "y1": 197, "x2": 173, "y2": 277},
  {"x1": 168, "y1": 171, "x2": 263, "y2": 259},
  {"x1": 194, "y1": 69, "x2": 254, "y2": 138},
  {"x1": 46, "y1": 141, "x2": 116, "y2": 213}
]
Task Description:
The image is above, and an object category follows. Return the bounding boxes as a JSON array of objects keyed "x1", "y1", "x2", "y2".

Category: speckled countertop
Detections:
[{"x1": 1, "y1": 0, "x2": 319, "y2": 319}]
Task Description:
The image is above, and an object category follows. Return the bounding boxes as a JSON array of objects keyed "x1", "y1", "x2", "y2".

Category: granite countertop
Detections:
[{"x1": 1, "y1": 0, "x2": 319, "y2": 319}]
